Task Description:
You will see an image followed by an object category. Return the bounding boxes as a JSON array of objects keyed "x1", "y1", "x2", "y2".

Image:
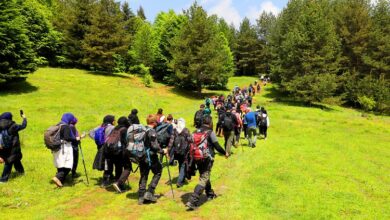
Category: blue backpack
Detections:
[
  {"x1": 0, "y1": 129, "x2": 12, "y2": 149},
  {"x1": 94, "y1": 126, "x2": 106, "y2": 146}
]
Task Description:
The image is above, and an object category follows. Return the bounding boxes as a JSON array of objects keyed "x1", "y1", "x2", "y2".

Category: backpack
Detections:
[
  {"x1": 222, "y1": 114, "x2": 234, "y2": 131},
  {"x1": 173, "y1": 128, "x2": 190, "y2": 156},
  {"x1": 156, "y1": 123, "x2": 171, "y2": 147},
  {"x1": 0, "y1": 128, "x2": 12, "y2": 150},
  {"x1": 126, "y1": 124, "x2": 149, "y2": 164},
  {"x1": 94, "y1": 126, "x2": 106, "y2": 146},
  {"x1": 259, "y1": 113, "x2": 268, "y2": 127},
  {"x1": 190, "y1": 130, "x2": 211, "y2": 160},
  {"x1": 44, "y1": 124, "x2": 63, "y2": 151},
  {"x1": 194, "y1": 110, "x2": 203, "y2": 126},
  {"x1": 103, "y1": 127, "x2": 126, "y2": 156}
]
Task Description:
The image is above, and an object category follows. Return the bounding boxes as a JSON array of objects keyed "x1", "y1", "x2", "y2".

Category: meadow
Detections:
[{"x1": 0, "y1": 68, "x2": 389, "y2": 219}]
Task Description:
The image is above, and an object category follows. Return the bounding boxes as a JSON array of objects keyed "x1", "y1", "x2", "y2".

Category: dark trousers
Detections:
[
  {"x1": 72, "y1": 147, "x2": 79, "y2": 175},
  {"x1": 234, "y1": 127, "x2": 241, "y2": 144},
  {"x1": 56, "y1": 168, "x2": 71, "y2": 183},
  {"x1": 260, "y1": 126, "x2": 268, "y2": 138},
  {"x1": 138, "y1": 156, "x2": 162, "y2": 198},
  {"x1": 223, "y1": 130, "x2": 234, "y2": 154},
  {"x1": 1, "y1": 160, "x2": 24, "y2": 181},
  {"x1": 189, "y1": 159, "x2": 215, "y2": 205},
  {"x1": 216, "y1": 122, "x2": 223, "y2": 136},
  {"x1": 243, "y1": 124, "x2": 248, "y2": 138},
  {"x1": 175, "y1": 154, "x2": 186, "y2": 186},
  {"x1": 116, "y1": 155, "x2": 133, "y2": 186},
  {"x1": 103, "y1": 155, "x2": 123, "y2": 182}
]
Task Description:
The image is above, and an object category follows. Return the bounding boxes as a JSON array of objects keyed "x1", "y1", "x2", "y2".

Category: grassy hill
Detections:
[{"x1": 0, "y1": 68, "x2": 389, "y2": 219}]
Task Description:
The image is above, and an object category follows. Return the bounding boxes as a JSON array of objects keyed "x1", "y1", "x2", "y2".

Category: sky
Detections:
[{"x1": 120, "y1": 0, "x2": 289, "y2": 27}]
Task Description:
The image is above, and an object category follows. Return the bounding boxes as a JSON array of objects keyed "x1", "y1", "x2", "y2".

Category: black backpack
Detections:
[
  {"x1": 156, "y1": 123, "x2": 171, "y2": 147},
  {"x1": 259, "y1": 113, "x2": 268, "y2": 127},
  {"x1": 222, "y1": 114, "x2": 234, "y2": 131},
  {"x1": 194, "y1": 110, "x2": 203, "y2": 126},
  {"x1": 173, "y1": 128, "x2": 191, "y2": 156},
  {"x1": 104, "y1": 127, "x2": 126, "y2": 156},
  {"x1": 0, "y1": 119, "x2": 13, "y2": 150}
]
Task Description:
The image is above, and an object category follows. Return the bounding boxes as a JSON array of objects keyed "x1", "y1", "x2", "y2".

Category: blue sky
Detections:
[{"x1": 120, "y1": 0, "x2": 288, "y2": 27}]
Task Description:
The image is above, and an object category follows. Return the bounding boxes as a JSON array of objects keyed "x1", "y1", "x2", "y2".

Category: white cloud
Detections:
[
  {"x1": 202, "y1": 0, "x2": 242, "y2": 27},
  {"x1": 247, "y1": 1, "x2": 280, "y2": 24}
]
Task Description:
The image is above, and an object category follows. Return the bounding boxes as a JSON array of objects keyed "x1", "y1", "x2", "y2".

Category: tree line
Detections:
[{"x1": 0, "y1": 0, "x2": 389, "y2": 113}]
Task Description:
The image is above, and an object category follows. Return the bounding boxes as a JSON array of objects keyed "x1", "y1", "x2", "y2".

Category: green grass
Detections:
[{"x1": 0, "y1": 68, "x2": 389, "y2": 219}]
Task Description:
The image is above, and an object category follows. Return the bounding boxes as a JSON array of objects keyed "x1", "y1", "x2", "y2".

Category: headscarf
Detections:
[
  {"x1": 176, "y1": 118, "x2": 186, "y2": 134},
  {"x1": 0, "y1": 112, "x2": 13, "y2": 120},
  {"x1": 61, "y1": 113, "x2": 76, "y2": 125},
  {"x1": 102, "y1": 115, "x2": 115, "y2": 126}
]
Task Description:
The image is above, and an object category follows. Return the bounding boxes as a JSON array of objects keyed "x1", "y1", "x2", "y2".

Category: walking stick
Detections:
[
  {"x1": 78, "y1": 142, "x2": 90, "y2": 185},
  {"x1": 165, "y1": 155, "x2": 175, "y2": 199}
]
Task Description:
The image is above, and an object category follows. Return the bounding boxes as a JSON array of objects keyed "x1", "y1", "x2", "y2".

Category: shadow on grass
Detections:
[
  {"x1": 263, "y1": 86, "x2": 336, "y2": 112},
  {"x1": 83, "y1": 70, "x2": 131, "y2": 79},
  {"x1": 0, "y1": 80, "x2": 38, "y2": 95},
  {"x1": 169, "y1": 87, "x2": 226, "y2": 100},
  {"x1": 181, "y1": 193, "x2": 208, "y2": 208}
]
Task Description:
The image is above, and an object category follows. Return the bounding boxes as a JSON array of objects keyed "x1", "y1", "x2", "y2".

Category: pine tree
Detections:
[
  {"x1": 235, "y1": 18, "x2": 260, "y2": 75},
  {"x1": 82, "y1": 0, "x2": 129, "y2": 72},
  {"x1": 137, "y1": 6, "x2": 146, "y2": 20},
  {"x1": 130, "y1": 22, "x2": 158, "y2": 69},
  {"x1": 256, "y1": 12, "x2": 276, "y2": 75},
  {"x1": 272, "y1": 0, "x2": 341, "y2": 102},
  {"x1": 0, "y1": 0, "x2": 37, "y2": 80},
  {"x1": 169, "y1": 3, "x2": 234, "y2": 93}
]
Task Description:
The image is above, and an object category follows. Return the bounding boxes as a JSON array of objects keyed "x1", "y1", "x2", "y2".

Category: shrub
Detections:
[
  {"x1": 143, "y1": 72, "x2": 153, "y2": 87},
  {"x1": 358, "y1": 96, "x2": 376, "y2": 112}
]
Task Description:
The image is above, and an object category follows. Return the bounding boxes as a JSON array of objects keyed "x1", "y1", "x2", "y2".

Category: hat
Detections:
[{"x1": 200, "y1": 104, "x2": 205, "y2": 108}]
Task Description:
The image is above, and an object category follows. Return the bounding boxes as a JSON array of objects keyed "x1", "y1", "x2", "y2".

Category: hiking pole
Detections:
[
  {"x1": 78, "y1": 142, "x2": 90, "y2": 185},
  {"x1": 165, "y1": 155, "x2": 175, "y2": 199}
]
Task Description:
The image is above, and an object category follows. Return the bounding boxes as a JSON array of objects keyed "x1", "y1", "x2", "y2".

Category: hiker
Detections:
[
  {"x1": 167, "y1": 118, "x2": 191, "y2": 188},
  {"x1": 203, "y1": 105, "x2": 212, "y2": 116},
  {"x1": 103, "y1": 116, "x2": 130, "y2": 193},
  {"x1": 216, "y1": 106, "x2": 225, "y2": 137},
  {"x1": 185, "y1": 115, "x2": 229, "y2": 210},
  {"x1": 212, "y1": 96, "x2": 218, "y2": 110},
  {"x1": 247, "y1": 94, "x2": 253, "y2": 107},
  {"x1": 138, "y1": 114, "x2": 168, "y2": 205},
  {"x1": 232, "y1": 108, "x2": 242, "y2": 146},
  {"x1": 102, "y1": 117, "x2": 130, "y2": 187},
  {"x1": 194, "y1": 104, "x2": 205, "y2": 129},
  {"x1": 244, "y1": 108, "x2": 258, "y2": 148},
  {"x1": 90, "y1": 115, "x2": 116, "y2": 186},
  {"x1": 0, "y1": 112, "x2": 27, "y2": 183},
  {"x1": 242, "y1": 109, "x2": 248, "y2": 138},
  {"x1": 259, "y1": 107, "x2": 270, "y2": 140},
  {"x1": 257, "y1": 83, "x2": 261, "y2": 94},
  {"x1": 156, "y1": 108, "x2": 164, "y2": 123},
  {"x1": 128, "y1": 109, "x2": 140, "y2": 125},
  {"x1": 52, "y1": 113, "x2": 80, "y2": 187},
  {"x1": 222, "y1": 107, "x2": 238, "y2": 155},
  {"x1": 70, "y1": 117, "x2": 80, "y2": 178}
]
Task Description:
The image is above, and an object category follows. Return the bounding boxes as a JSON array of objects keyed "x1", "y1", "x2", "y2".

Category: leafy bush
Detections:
[
  {"x1": 129, "y1": 64, "x2": 150, "y2": 76},
  {"x1": 143, "y1": 72, "x2": 153, "y2": 87},
  {"x1": 358, "y1": 96, "x2": 376, "y2": 112}
]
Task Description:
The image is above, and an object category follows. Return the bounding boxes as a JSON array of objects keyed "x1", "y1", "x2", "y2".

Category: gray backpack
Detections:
[
  {"x1": 126, "y1": 124, "x2": 150, "y2": 164},
  {"x1": 44, "y1": 124, "x2": 63, "y2": 151}
]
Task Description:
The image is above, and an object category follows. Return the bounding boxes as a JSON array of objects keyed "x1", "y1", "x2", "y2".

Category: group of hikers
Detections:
[{"x1": 0, "y1": 81, "x2": 270, "y2": 210}]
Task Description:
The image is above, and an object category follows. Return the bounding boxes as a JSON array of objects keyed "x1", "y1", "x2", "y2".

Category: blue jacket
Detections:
[{"x1": 245, "y1": 111, "x2": 257, "y2": 128}]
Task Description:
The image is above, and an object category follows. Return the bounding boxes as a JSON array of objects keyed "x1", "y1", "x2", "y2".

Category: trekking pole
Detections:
[
  {"x1": 78, "y1": 142, "x2": 90, "y2": 185},
  {"x1": 165, "y1": 155, "x2": 175, "y2": 199}
]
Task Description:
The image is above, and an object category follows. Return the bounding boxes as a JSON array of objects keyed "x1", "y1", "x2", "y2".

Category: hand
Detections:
[
  {"x1": 162, "y1": 148, "x2": 168, "y2": 155},
  {"x1": 22, "y1": 114, "x2": 26, "y2": 119},
  {"x1": 0, "y1": 157, "x2": 4, "y2": 163},
  {"x1": 76, "y1": 136, "x2": 81, "y2": 141},
  {"x1": 225, "y1": 153, "x2": 230, "y2": 158}
]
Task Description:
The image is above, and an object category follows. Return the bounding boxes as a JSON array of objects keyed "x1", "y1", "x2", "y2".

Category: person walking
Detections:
[
  {"x1": 0, "y1": 112, "x2": 27, "y2": 183},
  {"x1": 244, "y1": 109, "x2": 258, "y2": 148}
]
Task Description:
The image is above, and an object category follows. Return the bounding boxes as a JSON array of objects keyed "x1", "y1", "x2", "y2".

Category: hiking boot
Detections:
[
  {"x1": 143, "y1": 191, "x2": 158, "y2": 202},
  {"x1": 112, "y1": 183, "x2": 122, "y2": 193},
  {"x1": 72, "y1": 172, "x2": 81, "y2": 178},
  {"x1": 185, "y1": 202, "x2": 198, "y2": 211},
  {"x1": 138, "y1": 197, "x2": 145, "y2": 205},
  {"x1": 52, "y1": 177, "x2": 63, "y2": 187},
  {"x1": 207, "y1": 194, "x2": 217, "y2": 201}
]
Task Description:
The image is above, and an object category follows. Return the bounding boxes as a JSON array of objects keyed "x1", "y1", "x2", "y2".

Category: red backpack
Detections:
[{"x1": 190, "y1": 130, "x2": 211, "y2": 160}]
